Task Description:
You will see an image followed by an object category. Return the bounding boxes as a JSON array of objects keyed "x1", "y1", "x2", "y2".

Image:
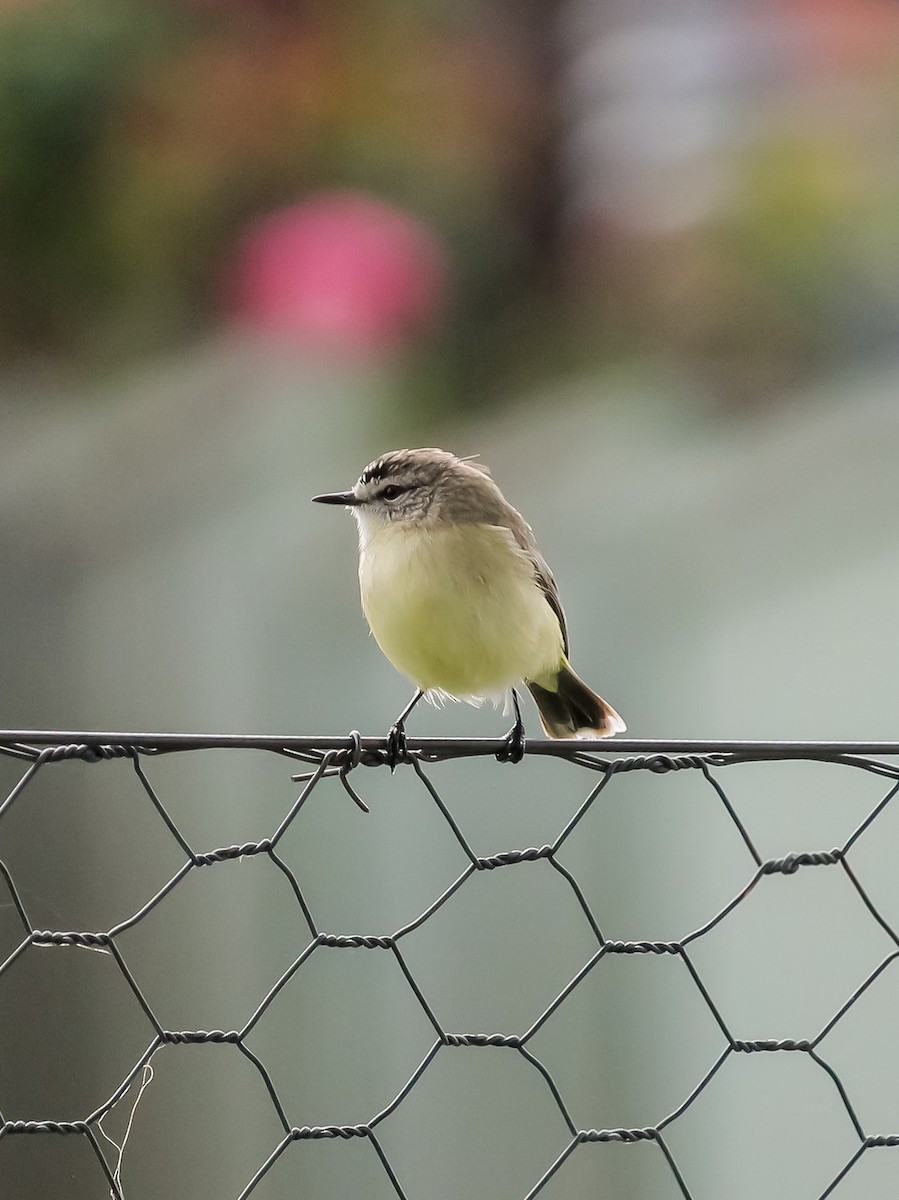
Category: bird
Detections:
[{"x1": 312, "y1": 447, "x2": 625, "y2": 759}]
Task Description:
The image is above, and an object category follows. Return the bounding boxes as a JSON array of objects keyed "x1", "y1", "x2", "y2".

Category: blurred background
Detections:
[{"x1": 2, "y1": 0, "x2": 899, "y2": 1196}]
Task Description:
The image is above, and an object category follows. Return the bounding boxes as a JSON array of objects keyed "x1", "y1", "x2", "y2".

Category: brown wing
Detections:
[{"x1": 506, "y1": 511, "x2": 570, "y2": 656}]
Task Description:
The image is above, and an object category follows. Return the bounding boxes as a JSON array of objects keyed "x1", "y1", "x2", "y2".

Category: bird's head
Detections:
[{"x1": 312, "y1": 447, "x2": 502, "y2": 530}]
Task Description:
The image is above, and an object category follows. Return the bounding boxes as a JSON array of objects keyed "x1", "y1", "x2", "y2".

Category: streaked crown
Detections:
[{"x1": 347, "y1": 448, "x2": 508, "y2": 525}]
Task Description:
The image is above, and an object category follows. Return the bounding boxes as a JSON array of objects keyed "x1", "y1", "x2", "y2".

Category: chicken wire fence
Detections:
[{"x1": 2, "y1": 731, "x2": 899, "y2": 1199}]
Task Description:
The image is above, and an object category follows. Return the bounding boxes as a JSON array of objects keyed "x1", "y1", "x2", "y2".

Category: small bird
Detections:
[{"x1": 312, "y1": 448, "x2": 625, "y2": 756}]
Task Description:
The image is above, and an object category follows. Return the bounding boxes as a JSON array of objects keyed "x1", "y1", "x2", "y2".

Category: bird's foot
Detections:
[
  {"x1": 384, "y1": 688, "x2": 423, "y2": 770},
  {"x1": 496, "y1": 716, "x2": 526, "y2": 764},
  {"x1": 385, "y1": 721, "x2": 409, "y2": 771}
]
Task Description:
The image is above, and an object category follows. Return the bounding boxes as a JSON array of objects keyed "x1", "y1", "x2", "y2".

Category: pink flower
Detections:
[{"x1": 230, "y1": 191, "x2": 447, "y2": 354}]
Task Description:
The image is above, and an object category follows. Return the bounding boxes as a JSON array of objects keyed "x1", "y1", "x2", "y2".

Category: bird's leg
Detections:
[
  {"x1": 385, "y1": 689, "x2": 423, "y2": 768},
  {"x1": 498, "y1": 688, "x2": 526, "y2": 763}
]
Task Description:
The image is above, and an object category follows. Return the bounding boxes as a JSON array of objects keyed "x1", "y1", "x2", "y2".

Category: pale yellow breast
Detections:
[{"x1": 358, "y1": 522, "x2": 563, "y2": 697}]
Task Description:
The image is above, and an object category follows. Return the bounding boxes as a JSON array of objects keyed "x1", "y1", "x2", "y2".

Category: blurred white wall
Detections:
[{"x1": 1, "y1": 343, "x2": 898, "y2": 1198}]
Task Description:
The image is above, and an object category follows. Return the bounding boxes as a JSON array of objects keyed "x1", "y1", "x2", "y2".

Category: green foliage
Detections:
[
  {"x1": 0, "y1": 0, "x2": 172, "y2": 357},
  {"x1": 0, "y1": 0, "x2": 549, "y2": 388}
]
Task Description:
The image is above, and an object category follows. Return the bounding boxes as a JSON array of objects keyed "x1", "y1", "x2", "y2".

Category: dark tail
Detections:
[{"x1": 527, "y1": 662, "x2": 626, "y2": 739}]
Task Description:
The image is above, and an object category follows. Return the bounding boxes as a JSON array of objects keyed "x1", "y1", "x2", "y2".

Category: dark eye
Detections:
[{"x1": 381, "y1": 484, "x2": 403, "y2": 501}]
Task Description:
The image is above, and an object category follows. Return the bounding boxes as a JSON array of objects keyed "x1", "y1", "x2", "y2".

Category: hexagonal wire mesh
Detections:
[{"x1": 1, "y1": 731, "x2": 898, "y2": 1200}]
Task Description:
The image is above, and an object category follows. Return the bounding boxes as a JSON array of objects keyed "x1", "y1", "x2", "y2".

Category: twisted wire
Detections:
[{"x1": 1, "y1": 731, "x2": 898, "y2": 1199}]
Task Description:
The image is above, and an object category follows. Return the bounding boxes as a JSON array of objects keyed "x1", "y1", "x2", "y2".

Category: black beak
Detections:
[{"x1": 311, "y1": 490, "x2": 361, "y2": 506}]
